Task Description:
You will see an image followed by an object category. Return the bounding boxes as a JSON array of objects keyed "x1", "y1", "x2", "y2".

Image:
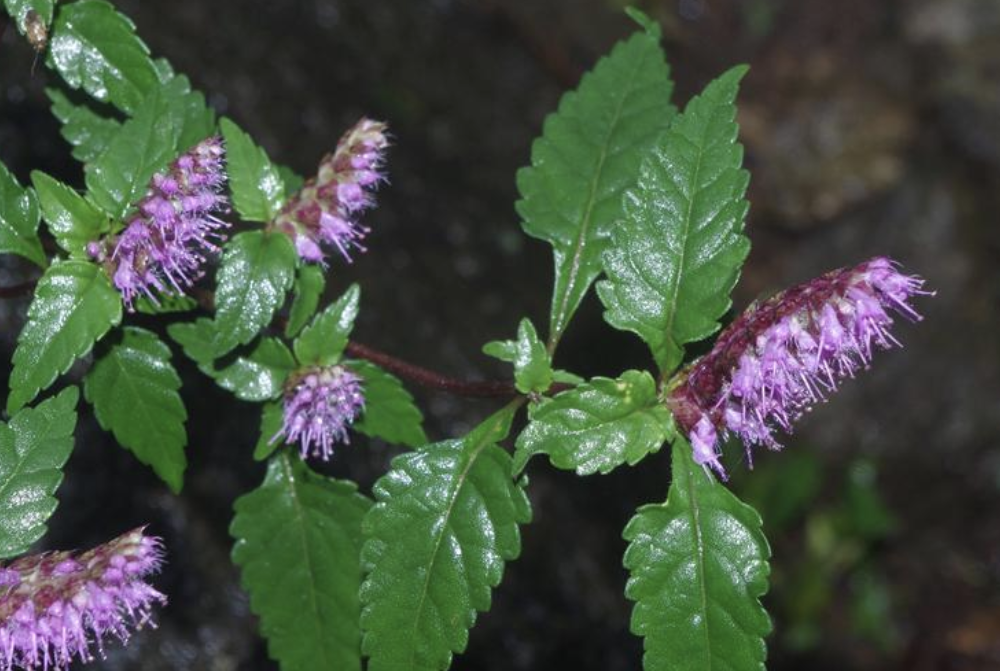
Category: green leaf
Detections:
[
  {"x1": 0, "y1": 162, "x2": 46, "y2": 267},
  {"x1": 512, "y1": 319, "x2": 552, "y2": 394},
  {"x1": 515, "y1": 27, "x2": 675, "y2": 347},
  {"x1": 277, "y1": 164, "x2": 305, "y2": 195},
  {"x1": 46, "y1": 88, "x2": 122, "y2": 163},
  {"x1": 166, "y1": 317, "x2": 218, "y2": 374},
  {"x1": 83, "y1": 327, "x2": 187, "y2": 493},
  {"x1": 254, "y1": 401, "x2": 284, "y2": 461},
  {"x1": 481, "y1": 339, "x2": 515, "y2": 363},
  {"x1": 8, "y1": 261, "x2": 121, "y2": 413},
  {"x1": 84, "y1": 80, "x2": 192, "y2": 219},
  {"x1": 360, "y1": 406, "x2": 531, "y2": 671},
  {"x1": 31, "y1": 171, "x2": 108, "y2": 258},
  {"x1": 162, "y1": 74, "x2": 216, "y2": 153},
  {"x1": 597, "y1": 66, "x2": 751, "y2": 373},
  {"x1": 231, "y1": 454, "x2": 371, "y2": 671},
  {"x1": 348, "y1": 360, "x2": 426, "y2": 448},
  {"x1": 624, "y1": 437, "x2": 771, "y2": 671},
  {"x1": 3, "y1": 0, "x2": 53, "y2": 39},
  {"x1": 134, "y1": 293, "x2": 197, "y2": 315},
  {"x1": 215, "y1": 338, "x2": 295, "y2": 402},
  {"x1": 213, "y1": 230, "x2": 297, "y2": 357},
  {"x1": 220, "y1": 117, "x2": 286, "y2": 222},
  {"x1": 293, "y1": 284, "x2": 359, "y2": 366},
  {"x1": 285, "y1": 264, "x2": 326, "y2": 338},
  {"x1": 0, "y1": 387, "x2": 78, "y2": 559},
  {"x1": 47, "y1": 0, "x2": 158, "y2": 114},
  {"x1": 514, "y1": 370, "x2": 672, "y2": 475}
]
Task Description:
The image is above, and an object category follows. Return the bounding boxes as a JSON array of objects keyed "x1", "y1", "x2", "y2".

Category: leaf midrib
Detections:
[
  {"x1": 681, "y1": 448, "x2": 714, "y2": 669},
  {"x1": 549, "y1": 43, "x2": 652, "y2": 351},
  {"x1": 406, "y1": 413, "x2": 510, "y2": 670},
  {"x1": 280, "y1": 453, "x2": 336, "y2": 669}
]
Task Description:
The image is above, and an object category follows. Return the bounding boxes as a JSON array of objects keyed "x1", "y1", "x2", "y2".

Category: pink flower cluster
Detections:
[
  {"x1": 668, "y1": 257, "x2": 931, "y2": 479},
  {"x1": 89, "y1": 136, "x2": 229, "y2": 310},
  {"x1": 273, "y1": 365, "x2": 365, "y2": 461},
  {"x1": 0, "y1": 529, "x2": 166, "y2": 670},
  {"x1": 272, "y1": 118, "x2": 388, "y2": 263}
]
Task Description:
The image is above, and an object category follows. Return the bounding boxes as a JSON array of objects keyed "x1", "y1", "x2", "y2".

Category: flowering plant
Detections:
[{"x1": 0, "y1": 3, "x2": 930, "y2": 670}]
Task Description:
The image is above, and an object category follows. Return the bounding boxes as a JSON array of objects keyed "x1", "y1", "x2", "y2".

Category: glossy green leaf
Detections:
[
  {"x1": 231, "y1": 454, "x2": 371, "y2": 671},
  {"x1": 46, "y1": 88, "x2": 122, "y2": 163},
  {"x1": 3, "y1": 0, "x2": 54, "y2": 37},
  {"x1": 512, "y1": 319, "x2": 551, "y2": 394},
  {"x1": 254, "y1": 401, "x2": 284, "y2": 461},
  {"x1": 0, "y1": 387, "x2": 78, "y2": 559},
  {"x1": 285, "y1": 264, "x2": 326, "y2": 338},
  {"x1": 220, "y1": 117, "x2": 286, "y2": 222},
  {"x1": 624, "y1": 437, "x2": 771, "y2": 671},
  {"x1": 293, "y1": 284, "x2": 359, "y2": 366},
  {"x1": 360, "y1": 406, "x2": 531, "y2": 671},
  {"x1": 514, "y1": 370, "x2": 672, "y2": 475},
  {"x1": 215, "y1": 337, "x2": 295, "y2": 402},
  {"x1": 481, "y1": 339, "x2": 515, "y2": 363},
  {"x1": 597, "y1": 66, "x2": 751, "y2": 373},
  {"x1": 8, "y1": 261, "x2": 121, "y2": 413},
  {"x1": 83, "y1": 327, "x2": 187, "y2": 493},
  {"x1": 348, "y1": 360, "x2": 426, "y2": 448},
  {"x1": 84, "y1": 80, "x2": 192, "y2": 219},
  {"x1": 166, "y1": 317, "x2": 217, "y2": 374},
  {"x1": 515, "y1": 24, "x2": 675, "y2": 347},
  {"x1": 31, "y1": 171, "x2": 108, "y2": 258},
  {"x1": 0, "y1": 162, "x2": 46, "y2": 267},
  {"x1": 162, "y1": 73, "x2": 216, "y2": 153},
  {"x1": 48, "y1": 0, "x2": 158, "y2": 114},
  {"x1": 213, "y1": 230, "x2": 297, "y2": 357}
]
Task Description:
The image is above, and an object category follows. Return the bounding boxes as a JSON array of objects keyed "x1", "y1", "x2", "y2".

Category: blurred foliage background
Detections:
[{"x1": 1, "y1": 0, "x2": 998, "y2": 669}]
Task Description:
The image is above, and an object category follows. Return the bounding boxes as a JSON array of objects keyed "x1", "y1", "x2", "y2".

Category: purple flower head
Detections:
[
  {"x1": 667, "y1": 257, "x2": 932, "y2": 479},
  {"x1": 272, "y1": 118, "x2": 388, "y2": 264},
  {"x1": 0, "y1": 528, "x2": 166, "y2": 671},
  {"x1": 90, "y1": 136, "x2": 229, "y2": 310},
  {"x1": 273, "y1": 365, "x2": 365, "y2": 461}
]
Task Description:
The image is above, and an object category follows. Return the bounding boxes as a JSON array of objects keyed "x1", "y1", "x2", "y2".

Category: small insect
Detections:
[{"x1": 24, "y1": 9, "x2": 48, "y2": 53}]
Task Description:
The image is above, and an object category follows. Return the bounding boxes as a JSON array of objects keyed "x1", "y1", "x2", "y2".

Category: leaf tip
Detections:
[{"x1": 624, "y1": 7, "x2": 662, "y2": 38}]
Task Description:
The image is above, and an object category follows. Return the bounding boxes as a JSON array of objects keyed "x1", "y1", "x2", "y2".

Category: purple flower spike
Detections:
[
  {"x1": 668, "y1": 257, "x2": 932, "y2": 479},
  {"x1": 90, "y1": 137, "x2": 229, "y2": 310},
  {"x1": 0, "y1": 528, "x2": 166, "y2": 671},
  {"x1": 273, "y1": 365, "x2": 365, "y2": 461},
  {"x1": 273, "y1": 118, "x2": 388, "y2": 264}
]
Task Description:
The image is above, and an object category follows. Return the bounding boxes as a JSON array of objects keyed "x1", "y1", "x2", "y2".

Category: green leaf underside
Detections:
[
  {"x1": 48, "y1": 0, "x2": 158, "y2": 114},
  {"x1": 514, "y1": 370, "x2": 672, "y2": 475},
  {"x1": 4, "y1": 0, "x2": 54, "y2": 36},
  {"x1": 47, "y1": 88, "x2": 122, "y2": 163},
  {"x1": 285, "y1": 264, "x2": 326, "y2": 338},
  {"x1": 83, "y1": 327, "x2": 187, "y2": 493},
  {"x1": 360, "y1": 406, "x2": 531, "y2": 671},
  {"x1": 515, "y1": 28, "x2": 675, "y2": 346},
  {"x1": 85, "y1": 77, "x2": 209, "y2": 220},
  {"x1": 0, "y1": 162, "x2": 45, "y2": 267},
  {"x1": 8, "y1": 261, "x2": 121, "y2": 413},
  {"x1": 294, "y1": 284, "x2": 359, "y2": 366},
  {"x1": 347, "y1": 360, "x2": 426, "y2": 449},
  {"x1": 215, "y1": 337, "x2": 295, "y2": 402},
  {"x1": 597, "y1": 65, "x2": 751, "y2": 373},
  {"x1": 624, "y1": 438, "x2": 771, "y2": 671},
  {"x1": 254, "y1": 401, "x2": 284, "y2": 461},
  {"x1": 0, "y1": 387, "x2": 78, "y2": 559},
  {"x1": 231, "y1": 454, "x2": 371, "y2": 671},
  {"x1": 31, "y1": 171, "x2": 108, "y2": 258},
  {"x1": 212, "y1": 231, "x2": 297, "y2": 357},
  {"x1": 220, "y1": 117, "x2": 286, "y2": 222}
]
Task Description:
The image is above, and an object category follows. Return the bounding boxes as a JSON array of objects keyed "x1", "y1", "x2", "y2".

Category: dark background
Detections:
[{"x1": 1, "y1": 0, "x2": 998, "y2": 669}]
